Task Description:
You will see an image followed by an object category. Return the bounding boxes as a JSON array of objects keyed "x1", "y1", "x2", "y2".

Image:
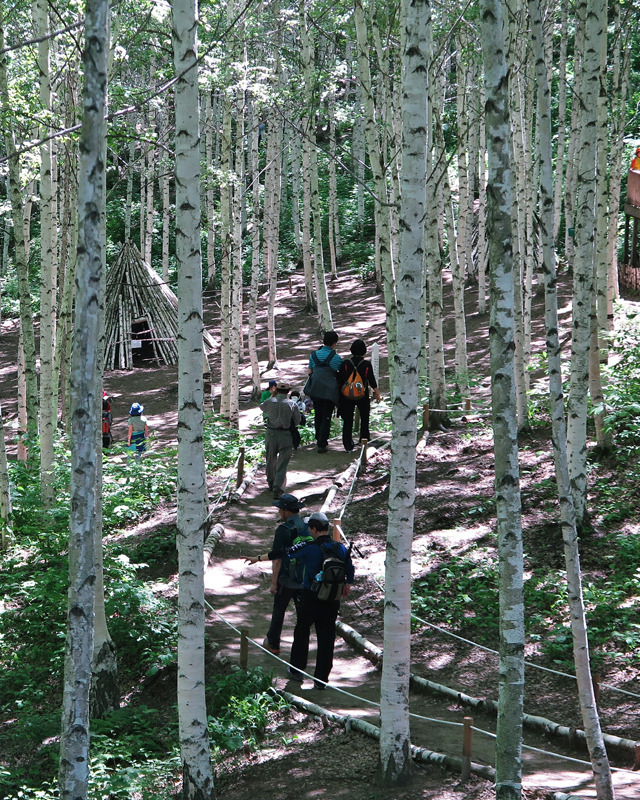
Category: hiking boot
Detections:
[
  {"x1": 262, "y1": 637, "x2": 280, "y2": 655},
  {"x1": 286, "y1": 667, "x2": 303, "y2": 683},
  {"x1": 317, "y1": 446, "x2": 328, "y2": 453},
  {"x1": 273, "y1": 489, "x2": 283, "y2": 499},
  {"x1": 313, "y1": 681, "x2": 326, "y2": 691}
]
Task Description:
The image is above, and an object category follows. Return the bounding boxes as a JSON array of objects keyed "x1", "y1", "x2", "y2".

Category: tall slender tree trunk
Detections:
[
  {"x1": 58, "y1": 0, "x2": 108, "y2": 794},
  {"x1": 379, "y1": 0, "x2": 428, "y2": 783},
  {"x1": 0, "y1": 28, "x2": 38, "y2": 449},
  {"x1": 567, "y1": 0, "x2": 600, "y2": 530},
  {"x1": 36, "y1": 0, "x2": 58, "y2": 506},
  {"x1": 480, "y1": 1, "x2": 525, "y2": 796},
  {"x1": 171, "y1": 0, "x2": 215, "y2": 795}
]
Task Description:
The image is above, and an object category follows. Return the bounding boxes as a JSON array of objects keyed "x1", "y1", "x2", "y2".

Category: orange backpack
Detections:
[{"x1": 341, "y1": 359, "x2": 366, "y2": 400}]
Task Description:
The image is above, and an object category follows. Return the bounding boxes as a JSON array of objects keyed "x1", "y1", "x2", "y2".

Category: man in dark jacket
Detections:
[
  {"x1": 243, "y1": 494, "x2": 309, "y2": 655},
  {"x1": 284, "y1": 512, "x2": 354, "y2": 690}
]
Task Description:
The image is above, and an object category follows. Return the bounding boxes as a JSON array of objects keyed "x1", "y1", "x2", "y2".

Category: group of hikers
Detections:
[
  {"x1": 260, "y1": 331, "x2": 381, "y2": 499},
  {"x1": 243, "y1": 493, "x2": 355, "y2": 690}
]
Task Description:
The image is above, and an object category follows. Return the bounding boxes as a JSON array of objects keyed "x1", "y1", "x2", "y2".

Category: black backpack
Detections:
[
  {"x1": 311, "y1": 542, "x2": 349, "y2": 601},
  {"x1": 304, "y1": 351, "x2": 339, "y2": 404}
]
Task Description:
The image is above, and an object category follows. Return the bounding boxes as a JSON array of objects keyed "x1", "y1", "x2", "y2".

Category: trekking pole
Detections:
[{"x1": 461, "y1": 716, "x2": 473, "y2": 782}]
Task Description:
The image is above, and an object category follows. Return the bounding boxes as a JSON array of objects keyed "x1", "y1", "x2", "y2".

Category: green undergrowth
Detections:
[
  {"x1": 0, "y1": 420, "x2": 269, "y2": 797},
  {"x1": 1, "y1": 669, "x2": 284, "y2": 800}
]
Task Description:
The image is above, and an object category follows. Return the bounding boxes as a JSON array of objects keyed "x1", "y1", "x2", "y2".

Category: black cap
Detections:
[{"x1": 272, "y1": 494, "x2": 305, "y2": 512}]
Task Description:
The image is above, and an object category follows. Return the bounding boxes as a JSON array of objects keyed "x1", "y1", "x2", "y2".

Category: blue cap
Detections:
[{"x1": 129, "y1": 403, "x2": 144, "y2": 415}]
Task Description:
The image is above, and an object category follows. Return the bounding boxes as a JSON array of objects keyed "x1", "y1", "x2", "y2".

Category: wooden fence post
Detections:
[
  {"x1": 240, "y1": 628, "x2": 249, "y2": 670},
  {"x1": 461, "y1": 716, "x2": 473, "y2": 782},
  {"x1": 236, "y1": 446, "x2": 245, "y2": 488},
  {"x1": 288, "y1": 276, "x2": 293, "y2": 293},
  {"x1": 422, "y1": 404, "x2": 429, "y2": 429},
  {"x1": 332, "y1": 519, "x2": 343, "y2": 543},
  {"x1": 592, "y1": 672, "x2": 601, "y2": 705},
  {"x1": 464, "y1": 397, "x2": 471, "y2": 412},
  {"x1": 360, "y1": 439, "x2": 368, "y2": 470}
]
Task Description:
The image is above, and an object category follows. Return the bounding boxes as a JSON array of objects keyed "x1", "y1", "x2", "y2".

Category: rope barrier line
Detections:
[{"x1": 204, "y1": 597, "x2": 640, "y2": 778}]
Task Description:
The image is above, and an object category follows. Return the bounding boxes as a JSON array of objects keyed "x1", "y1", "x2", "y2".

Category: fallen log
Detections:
[
  {"x1": 230, "y1": 463, "x2": 261, "y2": 503},
  {"x1": 203, "y1": 523, "x2": 224, "y2": 565},
  {"x1": 276, "y1": 689, "x2": 495, "y2": 782}
]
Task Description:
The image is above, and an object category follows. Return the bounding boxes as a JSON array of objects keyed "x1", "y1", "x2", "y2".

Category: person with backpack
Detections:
[
  {"x1": 243, "y1": 494, "x2": 311, "y2": 655},
  {"x1": 305, "y1": 331, "x2": 342, "y2": 453},
  {"x1": 337, "y1": 339, "x2": 381, "y2": 452},
  {"x1": 284, "y1": 512, "x2": 354, "y2": 690},
  {"x1": 261, "y1": 382, "x2": 301, "y2": 498}
]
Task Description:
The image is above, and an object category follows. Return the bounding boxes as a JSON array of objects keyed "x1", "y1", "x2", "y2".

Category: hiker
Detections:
[
  {"x1": 304, "y1": 331, "x2": 342, "y2": 453},
  {"x1": 289, "y1": 390, "x2": 306, "y2": 451},
  {"x1": 102, "y1": 393, "x2": 113, "y2": 448},
  {"x1": 337, "y1": 339, "x2": 381, "y2": 452},
  {"x1": 260, "y1": 379, "x2": 278, "y2": 402},
  {"x1": 127, "y1": 402, "x2": 149, "y2": 457},
  {"x1": 631, "y1": 146, "x2": 640, "y2": 172},
  {"x1": 284, "y1": 512, "x2": 354, "y2": 690},
  {"x1": 261, "y1": 382, "x2": 300, "y2": 498},
  {"x1": 243, "y1": 494, "x2": 311, "y2": 655}
]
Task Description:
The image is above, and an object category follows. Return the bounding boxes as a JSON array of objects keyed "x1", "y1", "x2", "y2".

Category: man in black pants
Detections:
[
  {"x1": 285, "y1": 512, "x2": 354, "y2": 690},
  {"x1": 243, "y1": 494, "x2": 309, "y2": 655}
]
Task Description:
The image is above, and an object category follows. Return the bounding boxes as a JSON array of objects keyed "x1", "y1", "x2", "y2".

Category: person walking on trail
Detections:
[
  {"x1": 284, "y1": 512, "x2": 354, "y2": 690},
  {"x1": 127, "y1": 402, "x2": 148, "y2": 457},
  {"x1": 337, "y1": 339, "x2": 381, "y2": 452},
  {"x1": 306, "y1": 331, "x2": 342, "y2": 453},
  {"x1": 261, "y1": 382, "x2": 300, "y2": 499},
  {"x1": 243, "y1": 494, "x2": 310, "y2": 655}
]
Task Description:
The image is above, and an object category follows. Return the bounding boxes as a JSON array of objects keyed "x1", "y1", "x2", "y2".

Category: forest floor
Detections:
[{"x1": 2, "y1": 267, "x2": 640, "y2": 799}]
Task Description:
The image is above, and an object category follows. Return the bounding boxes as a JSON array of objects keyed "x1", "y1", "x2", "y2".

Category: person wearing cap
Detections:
[
  {"x1": 127, "y1": 402, "x2": 149, "y2": 457},
  {"x1": 260, "y1": 379, "x2": 278, "y2": 402},
  {"x1": 261, "y1": 383, "x2": 300, "y2": 499},
  {"x1": 285, "y1": 512, "x2": 354, "y2": 690},
  {"x1": 631, "y1": 147, "x2": 640, "y2": 172},
  {"x1": 337, "y1": 339, "x2": 381, "y2": 452},
  {"x1": 243, "y1": 494, "x2": 309, "y2": 655}
]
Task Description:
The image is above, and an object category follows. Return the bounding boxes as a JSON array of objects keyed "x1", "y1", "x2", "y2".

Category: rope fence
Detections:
[{"x1": 204, "y1": 598, "x2": 640, "y2": 786}]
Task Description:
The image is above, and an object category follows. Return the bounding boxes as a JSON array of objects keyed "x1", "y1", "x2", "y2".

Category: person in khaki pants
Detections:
[{"x1": 261, "y1": 383, "x2": 300, "y2": 499}]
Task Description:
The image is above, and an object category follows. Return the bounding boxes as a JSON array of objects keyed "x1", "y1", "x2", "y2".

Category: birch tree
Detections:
[
  {"x1": 36, "y1": 0, "x2": 58, "y2": 506},
  {"x1": 529, "y1": 1, "x2": 615, "y2": 795},
  {"x1": 58, "y1": 0, "x2": 108, "y2": 793},
  {"x1": 379, "y1": 0, "x2": 428, "y2": 783},
  {"x1": 567, "y1": 0, "x2": 601, "y2": 529},
  {"x1": 479, "y1": 0, "x2": 525, "y2": 795},
  {"x1": 171, "y1": 0, "x2": 215, "y2": 794}
]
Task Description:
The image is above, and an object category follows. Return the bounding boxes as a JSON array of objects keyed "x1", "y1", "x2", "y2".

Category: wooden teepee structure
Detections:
[{"x1": 104, "y1": 240, "x2": 214, "y2": 371}]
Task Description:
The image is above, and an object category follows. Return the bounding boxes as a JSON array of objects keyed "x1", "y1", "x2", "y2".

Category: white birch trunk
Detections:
[
  {"x1": 290, "y1": 122, "x2": 303, "y2": 263},
  {"x1": 553, "y1": 1, "x2": 568, "y2": 244},
  {"x1": 530, "y1": 4, "x2": 615, "y2": 794},
  {"x1": 354, "y1": 0, "x2": 397, "y2": 380},
  {"x1": 379, "y1": 0, "x2": 428, "y2": 782},
  {"x1": 171, "y1": 0, "x2": 215, "y2": 794},
  {"x1": 0, "y1": 32, "x2": 38, "y2": 448},
  {"x1": 567, "y1": 0, "x2": 598, "y2": 530},
  {"x1": 298, "y1": 7, "x2": 332, "y2": 329},
  {"x1": 477, "y1": 82, "x2": 488, "y2": 315},
  {"x1": 58, "y1": 0, "x2": 108, "y2": 793},
  {"x1": 301, "y1": 129, "x2": 316, "y2": 312},
  {"x1": 36, "y1": 0, "x2": 58, "y2": 507},
  {"x1": 205, "y1": 90, "x2": 216, "y2": 288},
  {"x1": 480, "y1": 1, "x2": 525, "y2": 796},
  {"x1": 247, "y1": 99, "x2": 262, "y2": 399},
  {"x1": 218, "y1": 92, "x2": 232, "y2": 418},
  {"x1": 125, "y1": 135, "x2": 135, "y2": 242}
]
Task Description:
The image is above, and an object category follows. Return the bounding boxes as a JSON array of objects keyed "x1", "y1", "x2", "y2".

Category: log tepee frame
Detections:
[{"x1": 104, "y1": 240, "x2": 214, "y2": 370}]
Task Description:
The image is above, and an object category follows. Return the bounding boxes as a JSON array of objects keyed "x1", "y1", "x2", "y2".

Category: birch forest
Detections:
[{"x1": 1, "y1": 0, "x2": 640, "y2": 797}]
